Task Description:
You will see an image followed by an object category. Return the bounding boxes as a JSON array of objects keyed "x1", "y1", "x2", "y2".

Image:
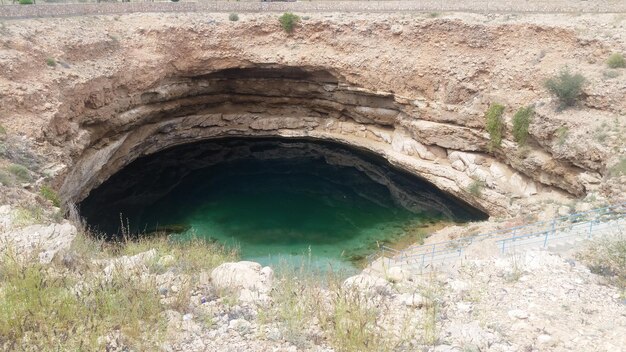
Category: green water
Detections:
[{"x1": 80, "y1": 139, "x2": 486, "y2": 271}]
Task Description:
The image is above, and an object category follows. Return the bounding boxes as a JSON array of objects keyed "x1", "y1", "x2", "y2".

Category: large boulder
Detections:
[
  {"x1": 211, "y1": 261, "x2": 274, "y2": 295},
  {"x1": 0, "y1": 221, "x2": 77, "y2": 264},
  {"x1": 343, "y1": 273, "x2": 392, "y2": 296}
]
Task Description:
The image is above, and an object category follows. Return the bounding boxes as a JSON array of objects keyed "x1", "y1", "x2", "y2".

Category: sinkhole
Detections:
[{"x1": 79, "y1": 138, "x2": 487, "y2": 271}]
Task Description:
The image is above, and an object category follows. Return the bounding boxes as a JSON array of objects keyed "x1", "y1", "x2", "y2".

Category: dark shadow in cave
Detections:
[{"x1": 79, "y1": 137, "x2": 487, "y2": 266}]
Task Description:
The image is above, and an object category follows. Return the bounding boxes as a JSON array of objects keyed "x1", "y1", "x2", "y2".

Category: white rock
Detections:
[
  {"x1": 343, "y1": 273, "x2": 391, "y2": 295},
  {"x1": 103, "y1": 249, "x2": 157, "y2": 279},
  {"x1": 508, "y1": 309, "x2": 529, "y2": 320},
  {"x1": 211, "y1": 261, "x2": 273, "y2": 294},
  {"x1": 0, "y1": 221, "x2": 77, "y2": 264},
  {"x1": 451, "y1": 159, "x2": 466, "y2": 171},
  {"x1": 390, "y1": 25, "x2": 403, "y2": 35},
  {"x1": 449, "y1": 279, "x2": 470, "y2": 294},
  {"x1": 397, "y1": 292, "x2": 424, "y2": 308},
  {"x1": 386, "y1": 266, "x2": 408, "y2": 282},
  {"x1": 536, "y1": 334, "x2": 553, "y2": 345}
]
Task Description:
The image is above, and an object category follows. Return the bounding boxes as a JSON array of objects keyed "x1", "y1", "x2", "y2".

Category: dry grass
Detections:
[
  {"x1": 577, "y1": 232, "x2": 626, "y2": 296},
  {"x1": 266, "y1": 259, "x2": 424, "y2": 352},
  {"x1": 0, "y1": 231, "x2": 237, "y2": 351}
]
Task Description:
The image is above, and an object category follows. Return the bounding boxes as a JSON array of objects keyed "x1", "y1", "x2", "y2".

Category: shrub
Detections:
[
  {"x1": 607, "y1": 53, "x2": 625, "y2": 69},
  {"x1": 0, "y1": 171, "x2": 11, "y2": 187},
  {"x1": 603, "y1": 70, "x2": 621, "y2": 79},
  {"x1": 577, "y1": 235, "x2": 626, "y2": 294},
  {"x1": 18, "y1": 0, "x2": 33, "y2": 4},
  {"x1": 40, "y1": 185, "x2": 61, "y2": 207},
  {"x1": 0, "y1": 124, "x2": 5, "y2": 136},
  {"x1": 279, "y1": 12, "x2": 300, "y2": 33},
  {"x1": 7, "y1": 163, "x2": 31, "y2": 182},
  {"x1": 229, "y1": 13, "x2": 239, "y2": 22},
  {"x1": 46, "y1": 57, "x2": 56, "y2": 67},
  {"x1": 484, "y1": 103, "x2": 505, "y2": 150},
  {"x1": 467, "y1": 179, "x2": 485, "y2": 197},
  {"x1": 512, "y1": 106, "x2": 533, "y2": 146},
  {"x1": 544, "y1": 69, "x2": 585, "y2": 108}
]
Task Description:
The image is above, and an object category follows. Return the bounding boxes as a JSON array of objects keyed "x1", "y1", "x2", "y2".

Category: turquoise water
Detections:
[{"x1": 80, "y1": 139, "x2": 486, "y2": 270}]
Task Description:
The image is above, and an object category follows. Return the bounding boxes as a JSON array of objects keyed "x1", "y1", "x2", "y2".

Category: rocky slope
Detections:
[{"x1": 0, "y1": 12, "x2": 624, "y2": 218}]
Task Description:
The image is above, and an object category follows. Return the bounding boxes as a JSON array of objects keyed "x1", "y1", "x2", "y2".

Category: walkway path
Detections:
[
  {"x1": 370, "y1": 203, "x2": 626, "y2": 274},
  {"x1": 2, "y1": 0, "x2": 626, "y2": 20}
]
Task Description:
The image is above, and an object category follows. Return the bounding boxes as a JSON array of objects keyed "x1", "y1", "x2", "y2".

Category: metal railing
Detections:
[{"x1": 368, "y1": 202, "x2": 626, "y2": 271}]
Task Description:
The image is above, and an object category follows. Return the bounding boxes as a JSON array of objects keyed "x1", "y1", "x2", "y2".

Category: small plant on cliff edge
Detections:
[
  {"x1": 484, "y1": 103, "x2": 505, "y2": 151},
  {"x1": 40, "y1": 185, "x2": 61, "y2": 207},
  {"x1": 279, "y1": 12, "x2": 300, "y2": 33},
  {"x1": 45, "y1": 58, "x2": 56, "y2": 67},
  {"x1": 607, "y1": 53, "x2": 626, "y2": 69},
  {"x1": 467, "y1": 179, "x2": 486, "y2": 197},
  {"x1": 229, "y1": 13, "x2": 239, "y2": 22},
  {"x1": 512, "y1": 106, "x2": 534, "y2": 146},
  {"x1": 0, "y1": 124, "x2": 6, "y2": 136},
  {"x1": 7, "y1": 163, "x2": 31, "y2": 182},
  {"x1": 18, "y1": 0, "x2": 33, "y2": 4},
  {"x1": 544, "y1": 69, "x2": 586, "y2": 108}
]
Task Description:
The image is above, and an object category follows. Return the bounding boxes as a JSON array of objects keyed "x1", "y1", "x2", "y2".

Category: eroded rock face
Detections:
[{"x1": 0, "y1": 13, "x2": 623, "y2": 217}]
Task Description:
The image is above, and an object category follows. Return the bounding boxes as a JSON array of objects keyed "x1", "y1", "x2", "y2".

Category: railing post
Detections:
[
  {"x1": 501, "y1": 240, "x2": 506, "y2": 253},
  {"x1": 543, "y1": 230, "x2": 549, "y2": 248},
  {"x1": 588, "y1": 220, "x2": 593, "y2": 238},
  {"x1": 421, "y1": 253, "x2": 425, "y2": 269},
  {"x1": 431, "y1": 244, "x2": 436, "y2": 262}
]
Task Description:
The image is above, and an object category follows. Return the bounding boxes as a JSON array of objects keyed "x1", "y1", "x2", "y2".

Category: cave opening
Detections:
[{"x1": 79, "y1": 137, "x2": 487, "y2": 270}]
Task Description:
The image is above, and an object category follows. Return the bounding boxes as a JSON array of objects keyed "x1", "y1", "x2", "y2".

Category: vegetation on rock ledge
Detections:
[
  {"x1": 512, "y1": 106, "x2": 534, "y2": 146},
  {"x1": 279, "y1": 12, "x2": 300, "y2": 33},
  {"x1": 484, "y1": 103, "x2": 505, "y2": 151},
  {"x1": 544, "y1": 69, "x2": 585, "y2": 108}
]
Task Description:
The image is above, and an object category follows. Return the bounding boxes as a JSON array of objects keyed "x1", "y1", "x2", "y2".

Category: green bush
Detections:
[
  {"x1": 607, "y1": 53, "x2": 625, "y2": 69},
  {"x1": 544, "y1": 69, "x2": 585, "y2": 108},
  {"x1": 18, "y1": 0, "x2": 33, "y2": 4},
  {"x1": 484, "y1": 103, "x2": 505, "y2": 150},
  {"x1": 40, "y1": 185, "x2": 61, "y2": 207},
  {"x1": 229, "y1": 13, "x2": 239, "y2": 22},
  {"x1": 46, "y1": 58, "x2": 56, "y2": 67},
  {"x1": 512, "y1": 106, "x2": 533, "y2": 146},
  {"x1": 7, "y1": 164, "x2": 31, "y2": 182},
  {"x1": 279, "y1": 12, "x2": 300, "y2": 33},
  {"x1": 467, "y1": 179, "x2": 485, "y2": 197},
  {"x1": 0, "y1": 124, "x2": 5, "y2": 136}
]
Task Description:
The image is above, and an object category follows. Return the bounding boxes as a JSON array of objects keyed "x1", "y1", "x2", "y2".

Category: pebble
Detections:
[
  {"x1": 536, "y1": 334, "x2": 553, "y2": 345},
  {"x1": 508, "y1": 309, "x2": 529, "y2": 320}
]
